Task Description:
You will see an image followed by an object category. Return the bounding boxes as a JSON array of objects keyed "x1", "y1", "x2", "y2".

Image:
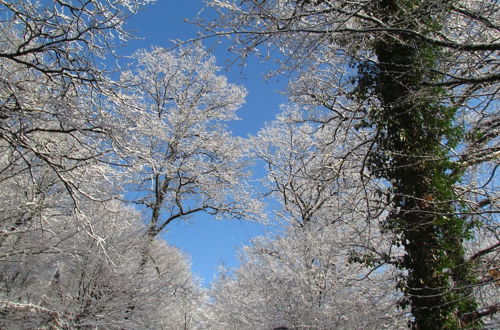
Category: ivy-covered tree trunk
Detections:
[{"x1": 367, "y1": 1, "x2": 478, "y2": 328}]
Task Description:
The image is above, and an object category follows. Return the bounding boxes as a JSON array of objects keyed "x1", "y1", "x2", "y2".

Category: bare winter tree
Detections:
[
  {"x1": 114, "y1": 44, "x2": 264, "y2": 263},
  {"x1": 0, "y1": 199, "x2": 206, "y2": 329},
  {"x1": 208, "y1": 110, "x2": 406, "y2": 329},
  {"x1": 201, "y1": 0, "x2": 499, "y2": 327},
  {"x1": 0, "y1": 0, "x2": 154, "y2": 242},
  {"x1": 0, "y1": 1, "x2": 212, "y2": 327}
]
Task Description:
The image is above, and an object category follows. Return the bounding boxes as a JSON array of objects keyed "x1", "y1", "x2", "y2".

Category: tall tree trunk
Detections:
[{"x1": 367, "y1": 1, "x2": 479, "y2": 328}]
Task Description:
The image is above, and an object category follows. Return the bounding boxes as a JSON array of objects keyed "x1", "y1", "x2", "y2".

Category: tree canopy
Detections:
[{"x1": 1, "y1": 0, "x2": 498, "y2": 328}]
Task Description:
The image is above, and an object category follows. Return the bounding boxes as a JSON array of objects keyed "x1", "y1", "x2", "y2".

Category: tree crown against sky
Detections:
[
  {"x1": 207, "y1": 111, "x2": 407, "y2": 329},
  {"x1": 115, "y1": 43, "x2": 263, "y2": 230}
]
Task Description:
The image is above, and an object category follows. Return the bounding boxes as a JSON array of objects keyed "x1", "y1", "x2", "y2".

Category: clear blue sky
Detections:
[{"x1": 124, "y1": 0, "x2": 286, "y2": 286}]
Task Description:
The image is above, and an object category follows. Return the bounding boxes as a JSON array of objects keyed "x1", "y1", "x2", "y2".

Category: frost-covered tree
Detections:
[
  {"x1": 0, "y1": 0, "x2": 152, "y2": 203},
  {"x1": 207, "y1": 110, "x2": 406, "y2": 329},
  {"x1": 0, "y1": 1, "x2": 214, "y2": 328},
  {"x1": 210, "y1": 227, "x2": 405, "y2": 330},
  {"x1": 114, "y1": 44, "x2": 264, "y2": 260},
  {"x1": 0, "y1": 200, "x2": 205, "y2": 329},
  {"x1": 0, "y1": 1, "x2": 149, "y2": 324},
  {"x1": 202, "y1": 0, "x2": 499, "y2": 327},
  {"x1": 0, "y1": 3, "x2": 150, "y2": 291}
]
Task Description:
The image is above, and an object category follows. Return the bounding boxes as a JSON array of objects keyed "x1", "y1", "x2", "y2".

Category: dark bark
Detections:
[{"x1": 366, "y1": 1, "x2": 479, "y2": 328}]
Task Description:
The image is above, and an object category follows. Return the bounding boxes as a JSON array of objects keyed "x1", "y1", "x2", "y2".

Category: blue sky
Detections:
[{"x1": 124, "y1": 0, "x2": 287, "y2": 286}]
